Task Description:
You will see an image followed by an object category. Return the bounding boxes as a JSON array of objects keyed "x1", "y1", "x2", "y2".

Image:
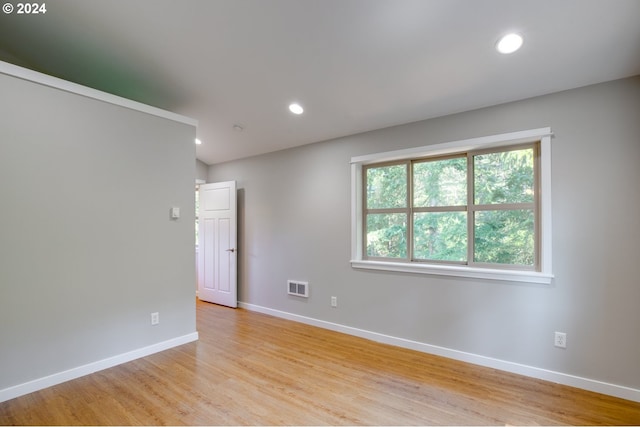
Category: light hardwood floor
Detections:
[{"x1": 1, "y1": 299, "x2": 640, "y2": 425}]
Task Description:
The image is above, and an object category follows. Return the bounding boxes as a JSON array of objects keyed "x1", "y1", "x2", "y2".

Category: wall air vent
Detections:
[{"x1": 287, "y1": 280, "x2": 309, "y2": 298}]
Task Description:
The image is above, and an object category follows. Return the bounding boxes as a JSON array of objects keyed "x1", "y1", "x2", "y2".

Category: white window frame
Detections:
[{"x1": 350, "y1": 128, "x2": 553, "y2": 284}]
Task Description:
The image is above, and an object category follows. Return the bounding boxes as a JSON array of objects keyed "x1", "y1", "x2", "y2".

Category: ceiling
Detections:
[{"x1": 1, "y1": 0, "x2": 639, "y2": 165}]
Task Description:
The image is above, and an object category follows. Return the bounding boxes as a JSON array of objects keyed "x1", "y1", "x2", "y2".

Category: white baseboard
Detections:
[
  {"x1": 0, "y1": 332, "x2": 199, "y2": 404},
  {"x1": 239, "y1": 301, "x2": 640, "y2": 403}
]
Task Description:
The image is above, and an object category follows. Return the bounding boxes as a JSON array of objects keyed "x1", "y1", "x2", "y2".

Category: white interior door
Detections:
[{"x1": 197, "y1": 181, "x2": 237, "y2": 308}]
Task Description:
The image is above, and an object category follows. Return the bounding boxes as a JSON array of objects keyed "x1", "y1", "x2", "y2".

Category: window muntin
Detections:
[
  {"x1": 412, "y1": 154, "x2": 468, "y2": 264},
  {"x1": 363, "y1": 143, "x2": 539, "y2": 270},
  {"x1": 365, "y1": 162, "x2": 409, "y2": 259}
]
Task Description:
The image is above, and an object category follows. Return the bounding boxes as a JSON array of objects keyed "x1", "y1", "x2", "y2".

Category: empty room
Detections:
[{"x1": 1, "y1": 0, "x2": 640, "y2": 425}]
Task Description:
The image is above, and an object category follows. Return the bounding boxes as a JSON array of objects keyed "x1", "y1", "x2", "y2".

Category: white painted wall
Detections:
[
  {"x1": 0, "y1": 65, "x2": 198, "y2": 397},
  {"x1": 208, "y1": 77, "x2": 640, "y2": 399}
]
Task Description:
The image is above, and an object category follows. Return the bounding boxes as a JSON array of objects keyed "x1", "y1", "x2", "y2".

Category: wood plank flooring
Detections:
[{"x1": 1, "y1": 299, "x2": 640, "y2": 425}]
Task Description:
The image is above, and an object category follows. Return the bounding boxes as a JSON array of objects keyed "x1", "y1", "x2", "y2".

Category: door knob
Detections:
[{"x1": 226, "y1": 248, "x2": 236, "y2": 253}]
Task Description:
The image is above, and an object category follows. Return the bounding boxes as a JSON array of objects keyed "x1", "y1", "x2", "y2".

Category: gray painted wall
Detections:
[
  {"x1": 0, "y1": 73, "x2": 197, "y2": 390},
  {"x1": 196, "y1": 159, "x2": 209, "y2": 182},
  {"x1": 208, "y1": 77, "x2": 640, "y2": 390}
]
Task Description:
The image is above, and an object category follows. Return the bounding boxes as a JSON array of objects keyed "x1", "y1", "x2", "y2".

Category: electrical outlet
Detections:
[
  {"x1": 151, "y1": 312, "x2": 160, "y2": 326},
  {"x1": 331, "y1": 296, "x2": 337, "y2": 308},
  {"x1": 554, "y1": 331, "x2": 566, "y2": 348}
]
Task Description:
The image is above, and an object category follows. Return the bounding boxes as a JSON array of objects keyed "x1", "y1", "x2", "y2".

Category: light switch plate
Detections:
[{"x1": 170, "y1": 207, "x2": 180, "y2": 219}]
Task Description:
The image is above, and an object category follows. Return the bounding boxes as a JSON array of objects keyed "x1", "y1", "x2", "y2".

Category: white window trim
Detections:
[{"x1": 350, "y1": 127, "x2": 554, "y2": 285}]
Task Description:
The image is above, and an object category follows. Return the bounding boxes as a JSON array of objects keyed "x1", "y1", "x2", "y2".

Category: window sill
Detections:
[{"x1": 350, "y1": 260, "x2": 553, "y2": 284}]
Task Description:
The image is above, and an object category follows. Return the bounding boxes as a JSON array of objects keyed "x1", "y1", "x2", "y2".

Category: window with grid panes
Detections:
[{"x1": 364, "y1": 144, "x2": 538, "y2": 269}]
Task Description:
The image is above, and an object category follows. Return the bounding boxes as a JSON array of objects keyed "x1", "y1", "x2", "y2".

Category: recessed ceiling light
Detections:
[
  {"x1": 496, "y1": 33, "x2": 523, "y2": 54},
  {"x1": 289, "y1": 103, "x2": 304, "y2": 115},
  {"x1": 195, "y1": 138, "x2": 202, "y2": 145}
]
